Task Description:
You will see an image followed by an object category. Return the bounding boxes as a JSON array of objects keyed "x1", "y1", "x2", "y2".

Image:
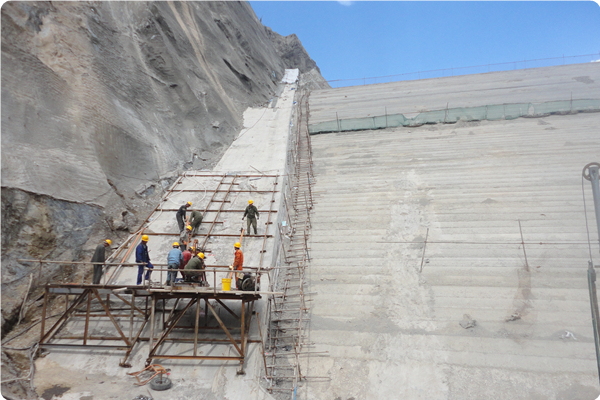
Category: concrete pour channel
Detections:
[{"x1": 33, "y1": 70, "x2": 300, "y2": 400}]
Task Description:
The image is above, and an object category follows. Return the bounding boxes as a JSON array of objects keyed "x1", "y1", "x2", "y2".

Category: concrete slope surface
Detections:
[
  {"x1": 32, "y1": 76, "x2": 298, "y2": 400},
  {"x1": 302, "y1": 66, "x2": 600, "y2": 399},
  {"x1": 309, "y1": 63, "x2": 600, "y2": 124}
]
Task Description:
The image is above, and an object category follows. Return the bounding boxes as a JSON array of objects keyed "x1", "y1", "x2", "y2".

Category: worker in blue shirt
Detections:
[
  {"x1": 136, "y1": 235, "x2": 154, "y2": 285},
  {"x1": 166, "y1": 241, "x2": 184, "y2": 286}
]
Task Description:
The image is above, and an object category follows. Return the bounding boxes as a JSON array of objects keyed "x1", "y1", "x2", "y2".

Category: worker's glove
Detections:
[{"x1": 229, "y1": 265, "x2": 234, "y2": 271}]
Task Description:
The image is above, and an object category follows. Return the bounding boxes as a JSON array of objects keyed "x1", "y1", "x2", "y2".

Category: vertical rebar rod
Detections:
[
  {"x1": 518, "y1": 220, "x2": 529, "y2": 270},
  {"x1": 149, "y1": 296, "x2": 156, "y2": 354},
  {"x1": 83, "y1": 291, "x2": 91, "y2": 345},
  {"x1": 40, "y1": 287, "x2": 48, "y2": 343},
  {"x1": 419, "y1": 228, "x2": 430, "y2": 273}
]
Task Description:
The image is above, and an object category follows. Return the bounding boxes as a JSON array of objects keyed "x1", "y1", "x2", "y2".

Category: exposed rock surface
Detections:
[
  {"x1": 265, "y1": 26, "x2": 330, "y2": 90},
  {"x1": 1, "y1": 2, "x2": 327, "y2": 396}
]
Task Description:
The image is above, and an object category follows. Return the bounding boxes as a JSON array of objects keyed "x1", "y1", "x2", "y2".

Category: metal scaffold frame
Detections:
[
  {"x1": 31, "y1": 172, "x2": 282, "y2": 373},
  {"x1": 38, "y1": 284, "x2": 151, "y2": 367}
]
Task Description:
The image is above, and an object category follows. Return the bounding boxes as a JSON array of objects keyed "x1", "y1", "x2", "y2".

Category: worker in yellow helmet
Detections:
[
  {"x1": 184, "y1": 248, "x2": 206, "y2": 284},
  {"x1": 231, "y1": 242, "x2": 244, "y2": 288},
  {"x1": 166, "y1": 242, "x2": 183, "y2": 286},
  {"x1": 179, "y1": 225, "x2": 192, "y2": 251},
  {"x1": 176, "y1": 202, "x2": 192, "y2": 233},
  {"x1": 91, "y1": 239, "x2": 112, "y2": 284},
  {"x1": 242, "y1": 199, "x2": 259, "y2": 235},
  {"x1": 187, "y1": 209, "x2": 203, "y2": 236},
  {"x1": 135, "y1": 234, "x2": 153, "y2": 285}
]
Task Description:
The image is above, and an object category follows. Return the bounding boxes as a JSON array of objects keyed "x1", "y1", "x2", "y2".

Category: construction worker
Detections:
[
  {"x1": 176, "y1": 201, "x2": 191, "y2": 232},
  {"x1": 242, "y1": 200, "x2": 259, "y2": 235},
  {"x1": 182, "y1": 246, "x2": 193, "y2": 270},
  {"x1": 229, "y1": 242, "x2": 244, "y2": 288},
  {"x1": 188, "y1": 209, "x2": 203, "y2": 235},
  {"x1": 166, "y1": 242, "x2": 183, "y2": 286},
  {"x1": 184, "y1": 250, "x2": 205, "y2": 283},
  {"x1": 135, "y1": 235, "x2": 154, "y2": 285},
  {"x1": 91, "y1": 239, "x2": 111, "y2": 284},
  {"x1": 179, "y1": 225, "x2": 192, "y2": 251}
]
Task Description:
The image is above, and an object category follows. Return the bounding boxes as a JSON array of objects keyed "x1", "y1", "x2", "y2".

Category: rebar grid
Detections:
[{"x1": 266, "y1": 88, "x2": 323, "y2": 397}]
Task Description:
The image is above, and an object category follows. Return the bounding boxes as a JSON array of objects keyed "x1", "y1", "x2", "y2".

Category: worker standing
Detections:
[
  {"x1": 230, "y1": 242, "x2": 244, "y2": 288},
  {"x1": 166, "y1": 242, "x2": 183, "y2": 286},
  {"x1": 135, "y1": 235, "x2": 153, "y2": 285},
  {"x1": 242, "y1": 200, "x2": 259, "y2": 235},
  {"x1": 188, "y1": 209, "x2": 203, "y2": 236},
  {"x1": 176, "y1": 202, "x2": 191, "y2": 232},
  {"x1": 91, "y1": 239, "x2": 111, "y2": 284}
]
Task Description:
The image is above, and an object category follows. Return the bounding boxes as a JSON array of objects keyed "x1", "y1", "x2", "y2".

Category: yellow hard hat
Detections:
[
  {"x1": 105, "y1": 239, "x2": 112, "y2": 245},
  {"x1": 248, "y1": 199, "x2": 253, "y2": 204},
  {"x1": 187, "y1": 201, "x2": 192, "y2": 206},
  {"x1": 234, "y1": 242, "x2": 241, "y2": 248},
  {"x1": 173, "y1": 242, "x2": 179, "y2": 247},
  {"x1": 186, "y1": 225, "x2": 192, "y2": 230},
  {"x1": 142, "y1": 235, "x2": 149, "y2": 242},
  {"x1": 189, "y1": 247, "x2": 195, "y2": 253},
  {"x1": 199, "y1": 252, "x2": 205, "y2": 259}
]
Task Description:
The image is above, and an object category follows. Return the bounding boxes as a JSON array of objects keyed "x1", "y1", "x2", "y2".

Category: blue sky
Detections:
[{"x1": 249, "y1": 1, "x2": 600, "y2": 85}]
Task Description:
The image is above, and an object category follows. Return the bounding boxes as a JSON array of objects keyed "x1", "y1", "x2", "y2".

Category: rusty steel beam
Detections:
[
  {"x1": 194, "y1": 295, "x2": 201, "y2": 356},
  {"x1": 83, "y1": 292, "x2": 92, "y2": 345},
  {"x1": 122, "y1": 311, "x2": 150, "y2": 365},
  {"x1": 214, "y1": 299, "x2": 239, "y2": 320},
  {"x1": 143, "y1": 232, "x2": 273, "y2": 238},
  {"x1": 40, "y1": 289, "x2": 89, "y2": 344},
  {"x1": 152, "y1": 355, "x2": 242, "y2": 361},
  {"x1": 201, "y1": 175, "x2": 237, "y2": 249},
  {"x1": 40, "y1": 287, "x2": 49, "y2": 343},
  {"x1": 92, "y1": 289, "x2": 131, "y2": 347},
  {"x1": 174, "y1": 189, "x2": 277, "y2": 193},
  {"x1": 157, "y1": 208, "x2": 278, "y2": 213},
  {"x1": 111, "y1": 292, "x2": 147, "y2": 317},
  {"x1": 206, "y1": 301, "x2": 242, "y2": 356},
  {"x1": 149, "y1": 298, "x2": 196, "y2": 358},
  {"x1": 182, "y1": 174, "x2": 279, "y2": 178},
  {"x1": 39, "y1": 343, "x2": 129, "y2": 350}
]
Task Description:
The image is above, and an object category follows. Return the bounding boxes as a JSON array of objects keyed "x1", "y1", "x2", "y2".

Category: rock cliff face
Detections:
[{"x1": 1, "y1": 2, "x2": 328, "y2": 388}]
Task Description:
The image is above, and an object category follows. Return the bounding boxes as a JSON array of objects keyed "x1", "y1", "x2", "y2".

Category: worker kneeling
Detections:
[{"x1": 183, "y1": 250, "x2": 207, "y2": 286}]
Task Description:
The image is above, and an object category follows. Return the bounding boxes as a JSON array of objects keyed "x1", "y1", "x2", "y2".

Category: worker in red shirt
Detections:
[{"x1": 180, "y1": 246, "x2": 193, "y2": 281}]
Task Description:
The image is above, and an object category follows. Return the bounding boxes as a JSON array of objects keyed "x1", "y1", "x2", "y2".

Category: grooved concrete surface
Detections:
[
  {"x1": 309, "y1": 63, "x2": 600, "y2": 124},
  {"x1": 304, "y1": 71, "x2": 600, "y2": 399}
]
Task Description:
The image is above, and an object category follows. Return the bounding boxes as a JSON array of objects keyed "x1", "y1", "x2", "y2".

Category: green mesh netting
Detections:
[{"x1": 308, "y1": 99, "x2": 600, "y2": 134}]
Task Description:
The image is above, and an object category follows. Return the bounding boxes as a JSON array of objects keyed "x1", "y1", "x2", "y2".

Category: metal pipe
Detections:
[
  {"x1": 588, "y1": 165, "x2": 600, "y2": 248},
  {"x1": 584, "y1": 163, "x2": 600, "y2": 385}
]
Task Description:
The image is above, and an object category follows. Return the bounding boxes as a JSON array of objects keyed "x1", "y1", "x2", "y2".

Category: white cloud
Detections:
[
  {"x1": 593, "y1": 59, "x2": 600, "y2": 63},
  {"x1": 338, "y1": 1, "x2": 353, "y2": 6}
]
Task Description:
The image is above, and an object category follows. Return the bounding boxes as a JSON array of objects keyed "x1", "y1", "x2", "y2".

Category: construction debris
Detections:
[
  {"x1": 459, "y1": 314, "x2": 477, "y2": 329},
  {"x1": 505, "y1": 312, "x2": 521, "y2": 322}
]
